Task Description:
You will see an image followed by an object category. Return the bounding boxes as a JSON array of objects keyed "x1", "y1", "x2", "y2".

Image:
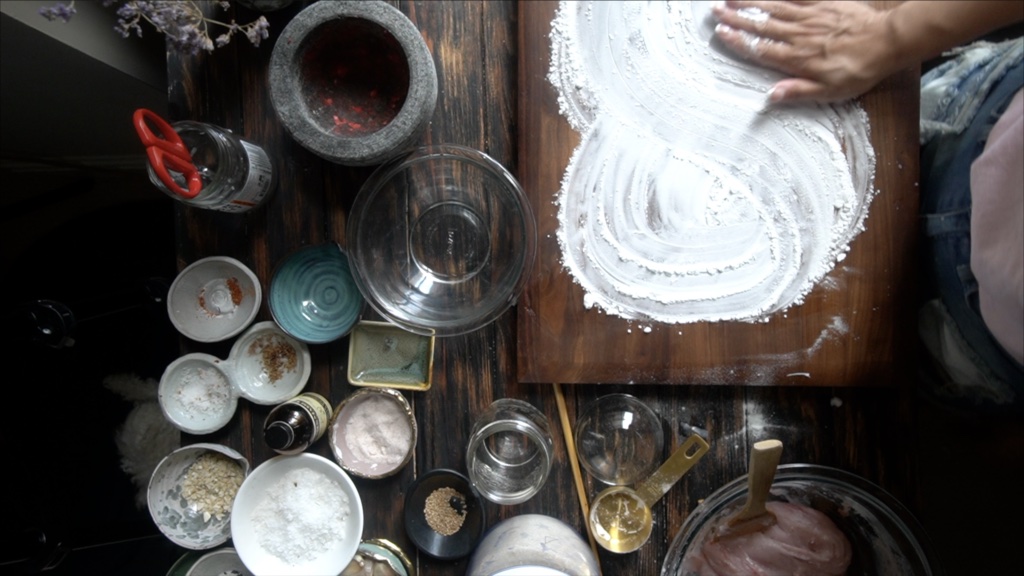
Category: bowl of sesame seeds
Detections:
[
  {"x1": 403, "y1": 468, "x2": 486, "y2": 560},
  {"x1": 148, "y1": 443, "x2": 250, "y2": 550}
]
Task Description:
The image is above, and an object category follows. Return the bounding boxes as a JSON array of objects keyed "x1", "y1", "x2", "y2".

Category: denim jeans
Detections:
[{"x1": 919, "y1": 57, "x2": 1024, "y2": 409}]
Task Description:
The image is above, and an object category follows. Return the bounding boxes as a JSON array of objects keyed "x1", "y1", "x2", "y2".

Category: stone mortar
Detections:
[{"x1": 269, "y1": 0, "x2": 438, "y2": 166}]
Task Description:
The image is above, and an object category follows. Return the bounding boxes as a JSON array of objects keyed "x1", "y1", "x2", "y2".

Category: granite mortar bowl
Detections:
[{"x1": 269, "y1": 0, "x2": 438, "y2": 166}]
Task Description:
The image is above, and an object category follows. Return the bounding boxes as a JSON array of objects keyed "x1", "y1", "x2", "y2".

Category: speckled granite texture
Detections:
[{"x1": 269, "y1": 0, "x2": 438, "y2": 166}]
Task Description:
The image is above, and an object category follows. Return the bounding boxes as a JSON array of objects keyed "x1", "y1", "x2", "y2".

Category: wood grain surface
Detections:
[
  {"x1": 168, "y1": 2, "x2": 923, "y2": 575},
  {"x1": 517, "y1": 0, "x2": 920, "y2": 386}
]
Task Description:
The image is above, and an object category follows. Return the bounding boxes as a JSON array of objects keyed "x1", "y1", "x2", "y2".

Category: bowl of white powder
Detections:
[
  {"x1": 148, "y1": 443, "x2": 249, "y2": 550},
  {"x1": 231, "y1": 453, "x2": 364, "y2": 576}
]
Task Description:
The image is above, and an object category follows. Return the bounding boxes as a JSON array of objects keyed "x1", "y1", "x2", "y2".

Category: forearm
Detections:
[{"x1": 885, "y1": 1, "x2": 1024, "y2": 65}]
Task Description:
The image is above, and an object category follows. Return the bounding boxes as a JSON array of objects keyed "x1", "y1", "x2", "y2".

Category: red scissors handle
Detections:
[{"x1": 133, "y1": 108, "x2": 203, "y2": 198}]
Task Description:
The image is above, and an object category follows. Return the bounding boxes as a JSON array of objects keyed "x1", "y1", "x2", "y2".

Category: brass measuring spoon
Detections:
[{"x1": 589, "y1": 434, "x2": 711, "y2": 553}]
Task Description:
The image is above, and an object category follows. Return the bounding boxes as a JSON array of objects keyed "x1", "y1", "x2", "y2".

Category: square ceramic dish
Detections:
[{"x1": 347, "y1": 321, "x2": 434, "y2": 391}]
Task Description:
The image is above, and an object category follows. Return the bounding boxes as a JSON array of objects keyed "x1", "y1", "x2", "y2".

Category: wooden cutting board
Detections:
[{"x1": 516, "y1": 1, "x2": 919, "y2": 386}]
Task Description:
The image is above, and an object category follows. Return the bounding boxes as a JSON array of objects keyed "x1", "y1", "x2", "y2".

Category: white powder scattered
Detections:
[
  {"x1": 250, "y1": 467, "x2": 351, "y2": 565},
  {"x1": 548, "y1": 1, "x2": 877, "y2": 324}
]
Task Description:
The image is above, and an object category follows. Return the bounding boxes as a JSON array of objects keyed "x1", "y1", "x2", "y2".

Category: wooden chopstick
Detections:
[{"x1": 553, "y1": 382, "x2": 603, "y2": 575}]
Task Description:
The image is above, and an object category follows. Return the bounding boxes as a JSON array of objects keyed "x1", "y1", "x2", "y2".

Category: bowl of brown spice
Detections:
[
  {"x1": 404, "y1": 469, "x2": 485, "y2": 560},
  {"x1": 168, "y1": 256, "x2": 262, "y2": 343},
  {"x1": 148, "y1": 443, "x2": 250, "y2": 550},
  {"x1": 231, "y1": 321, "x2": 311, "y2": 405}
]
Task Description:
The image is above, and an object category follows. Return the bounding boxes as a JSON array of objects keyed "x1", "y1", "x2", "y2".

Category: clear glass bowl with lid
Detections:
[
  {"x1": 346, "y1": 144, "x2": 537, "y2": 337},
  {"x1": 661, "y1": 464, "x2": 944, "y2": 576}
]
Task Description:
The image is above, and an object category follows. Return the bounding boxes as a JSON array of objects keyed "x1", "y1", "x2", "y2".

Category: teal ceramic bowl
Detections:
[{"x1": 269, "y1": 243, "x2": 364, "y2": 344}]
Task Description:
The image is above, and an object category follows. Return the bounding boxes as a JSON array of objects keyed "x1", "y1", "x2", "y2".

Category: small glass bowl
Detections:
[
  {"x1": 269, "y1": 243, "x2": 364, "y2": 344},
  {"x1": 347, "y1": 145, "x2": 536, "y2": 336},
  {"x1": 575, "y1": 393, "x2": 664, "y2": 486},
  {"x1": 329, "y1": 388, "x2": 417, "y2": 479},
  {"x1": 661, "y1": 464, "x2": 944, "y2": 576}
]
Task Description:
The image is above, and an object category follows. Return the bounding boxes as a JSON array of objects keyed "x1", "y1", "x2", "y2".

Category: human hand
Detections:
[{"x1": 712, "y1": 1, "x2": 902, "y2": 104}]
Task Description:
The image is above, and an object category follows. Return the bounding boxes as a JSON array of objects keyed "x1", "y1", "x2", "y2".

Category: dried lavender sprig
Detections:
[
  {"x1": 38, "y1": 2, "x2": 77, "y2": 23},
  {"x1": 39, "y1": 0, "x2": 270, "y2": 55}
]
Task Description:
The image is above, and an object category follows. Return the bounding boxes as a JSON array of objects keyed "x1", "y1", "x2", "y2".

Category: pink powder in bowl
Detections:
[{"x1": 330, "y1": 389, "x2": 416, "y2": 478}]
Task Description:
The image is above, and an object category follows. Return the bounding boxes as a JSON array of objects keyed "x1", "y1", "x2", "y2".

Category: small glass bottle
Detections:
[
  {"x1": 263, "y1": 392, "x2": 333, "y2": 454},
  {"x1": 145, "y1": 120, "x2": 276, "y2": 213}
]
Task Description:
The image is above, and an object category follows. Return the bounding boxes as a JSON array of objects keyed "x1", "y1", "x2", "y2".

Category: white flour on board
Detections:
[{"x1": 547, "y1": 1, "x2": 877, "y2": 324}]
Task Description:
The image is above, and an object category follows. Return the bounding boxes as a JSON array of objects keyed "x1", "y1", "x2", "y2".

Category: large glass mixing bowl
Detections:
[
  {"x1": 347, "y1": 145, "x2": 536, "y2": 336},
  {"x1": 661, "y1": 464, "x2": 943, "y2": 576}
]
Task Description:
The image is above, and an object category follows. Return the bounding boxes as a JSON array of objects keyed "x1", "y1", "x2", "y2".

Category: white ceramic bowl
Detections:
[
  {"x1": 148, "y1": 444, "x2": 250, "y2": 550},
  {"x1": 159, "y1": 353, "x2": 237, "y2": 435},
  {"x1": 229, "y1": 321, "x2": 311, "y2": 405},
  {"x1": 168, "y1": 256, "x2": 262, "y2": 343},
  {"x1": 232, "y1": 453, "x2": 364, "y2": 576}
]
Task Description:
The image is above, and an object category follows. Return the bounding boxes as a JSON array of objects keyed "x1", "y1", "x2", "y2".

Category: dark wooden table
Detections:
[{"x1": 170, "y1": 1, "x2": 922, "y2": 575}]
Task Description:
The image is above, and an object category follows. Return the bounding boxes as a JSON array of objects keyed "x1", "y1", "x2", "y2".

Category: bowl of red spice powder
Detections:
[
  {"x1": 168, "y1": 256, "x2": 262, "y2": 343},
  {"x1": 268, "y1": 0, "x2": 438, "y2": 166}
]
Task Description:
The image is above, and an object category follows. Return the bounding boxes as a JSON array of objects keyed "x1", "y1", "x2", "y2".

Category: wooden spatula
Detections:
[{"x1": 714, "y1": 439, "x2": 783, "y2": 540}]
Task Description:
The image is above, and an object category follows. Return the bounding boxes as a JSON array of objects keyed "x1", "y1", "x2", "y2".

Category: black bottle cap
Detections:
[{"x1": 265, "y1": 421, "x2": 295, "y2": 450}]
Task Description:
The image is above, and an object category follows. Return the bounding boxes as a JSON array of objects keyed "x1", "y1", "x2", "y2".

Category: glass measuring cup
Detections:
[{"x1": 589, "y1": 434, "x2": 710, "y2": 553}]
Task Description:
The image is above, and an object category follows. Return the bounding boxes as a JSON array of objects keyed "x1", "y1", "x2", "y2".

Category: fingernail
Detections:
[
  {"x1": 714, "y1": 23, "x2": 733, "y2": 35},
  {"x1": 768, "y1": 86, "x2": 786, "y2": 103}
]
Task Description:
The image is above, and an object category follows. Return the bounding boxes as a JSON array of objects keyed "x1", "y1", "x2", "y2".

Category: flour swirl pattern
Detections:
[{"x1": 549, "y1": 1, "x2": 876, "y2": 323}]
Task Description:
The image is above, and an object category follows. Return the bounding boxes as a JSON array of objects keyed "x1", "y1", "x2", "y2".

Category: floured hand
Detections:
[{"x1": 711, "y1": 0, "x2": 897, "y2": 104}]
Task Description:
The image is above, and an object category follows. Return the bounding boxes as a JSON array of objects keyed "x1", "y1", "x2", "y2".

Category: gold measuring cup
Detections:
[{"x1": 589, "y1": 434, "x2": 710, "y2": 553}]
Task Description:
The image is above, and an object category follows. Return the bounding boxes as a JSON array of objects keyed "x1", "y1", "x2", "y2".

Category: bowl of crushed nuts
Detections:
[
  {"x1": 148, "y1": 443, "x2": 250, "y2": 550},
  {"x1": 230, "y1": 321, "x2": 311, "y2": 405}
]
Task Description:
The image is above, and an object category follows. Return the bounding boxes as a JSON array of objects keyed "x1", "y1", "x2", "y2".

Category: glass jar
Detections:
[
  {"x1": 466, "y1": 399, "x2": 554, "y2": 505},
  {"x1": 145, "y1": 120, "x2": 276, "y2": 212}
]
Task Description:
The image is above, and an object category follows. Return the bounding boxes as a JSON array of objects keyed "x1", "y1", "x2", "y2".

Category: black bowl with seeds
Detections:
[{"x1": 403, "y1": 469, "x2": 485, "y2": 560}]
